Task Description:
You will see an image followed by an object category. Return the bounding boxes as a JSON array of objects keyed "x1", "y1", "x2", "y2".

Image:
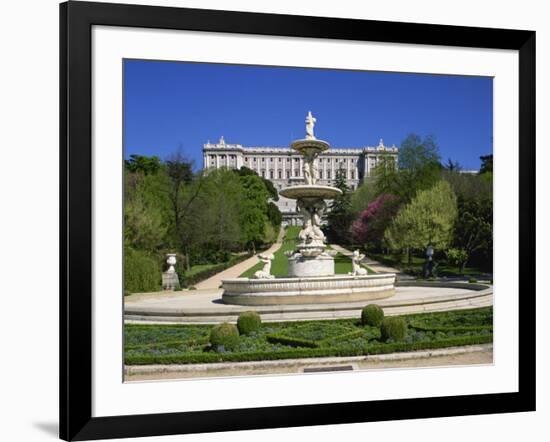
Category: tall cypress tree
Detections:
[{"x1": 326, "y1": 166, "x2": 353, "y2": 244}]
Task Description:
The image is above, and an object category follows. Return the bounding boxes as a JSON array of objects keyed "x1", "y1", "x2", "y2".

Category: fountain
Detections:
[{"x1": 222, "y1": 112, "x2": 396, "y2": 306}]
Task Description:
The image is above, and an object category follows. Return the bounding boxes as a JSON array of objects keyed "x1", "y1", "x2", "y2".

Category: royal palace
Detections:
[{"x1": 203, "y1": 136, "x2": 398, "y2": 223}]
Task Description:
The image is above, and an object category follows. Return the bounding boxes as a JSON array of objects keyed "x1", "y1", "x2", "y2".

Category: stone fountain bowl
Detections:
[
  {"x1": 279, "y1": 184, "x2": 342, "y2": 200},
  {"x1": 291, "y1": 138, "x2": 330, "y2": 155}
]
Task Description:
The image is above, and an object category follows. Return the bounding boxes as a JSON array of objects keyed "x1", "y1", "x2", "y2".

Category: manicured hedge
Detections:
[
  {"x1": 125, "y1": 334, "x2": 493, "y2": 365},
  {"x1": 237, "y1": 311, "x2": 262, "y2": 335},
  {"x1": 179, "y1": 253, "x2": 252, "y2": 287},
  {"x1": 361, "y1": 304, "x2": 385, "y2": 327},
  {"x1": 209, "y1": 323, "x2": 240, "y2": 351},
  {"x1": 124, "y1": 248, "x2": 162, "y2": 294},
  {"x1": 409, "y1": 321, "x2": 493, "y2": 333},
  {"x1": 380, "y1": 317, "x2": 407, "y2": 342},
  {"x1": 267, "y1": 333, "x2": 319, "y2": 348}
]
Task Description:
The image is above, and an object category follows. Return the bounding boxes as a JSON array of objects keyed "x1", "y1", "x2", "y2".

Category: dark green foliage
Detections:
[
  {"x1": 209, "y1": 323, "x2": 240, "y2": 351},
  {"x1": 124, "y1": 248, "x2": 161, "y2": 293},
  {"x1": 237, "y1": 311, "x2": 262, "y2": 335},
  {"x1": 267, "y1": 333, "x2": 319, "y2": 348},
  {"x1": 125, "y1": 308, "x2": 493, "y2": 365},
  {"x1": 469, "y1": 278, "x2": 478, "y2": 283},
  {"x1": 125, "y1": 334, "x2": 493, "y2": 365},
  {"x1": 325, "y1": 167, "x2": 353, "y2": 243},
  {"x1": 361, "y1": 304, "x2": 385, "y2": 327},
  {"x1": 380, "y1": 317, "x2": 407, "y2": 342},
  {"x1": 125, "y1": 154, "x2": 161, "y2": 175},
  {"x1": 479, "y1": 154, "x2": 493, "y2": 175},
  {"x1": 267, "y1": 201, "x2": 283, "y2": 228},
  {"x1": 178, "y1": 253, "x2": 252, "y2": 288}
]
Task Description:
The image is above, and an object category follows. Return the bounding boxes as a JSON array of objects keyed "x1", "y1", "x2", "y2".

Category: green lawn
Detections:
[
  {"x1": 368, "y1": 252, "x2": 488, "y2": 277},
  {"x1": 125, "y1": 307, "x2": 493, "y2": 365},
  {"x1": 240, "y1": 226, "x2": 300, "y2": 278},
  {"x1": 240, "y1": 227, "x2": 373, "y2": 277}
]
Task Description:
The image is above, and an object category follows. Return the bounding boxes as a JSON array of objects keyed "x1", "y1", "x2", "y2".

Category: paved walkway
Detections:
[
  {"x1": 194, "y1": 227, "x2": 285, "y2": 289},
  {"x1": 330, "y1": 244, "x2": 401, "y2": 274},
  {"x1": 125, "y1": 284, "x2": 493, "y2": 324}
]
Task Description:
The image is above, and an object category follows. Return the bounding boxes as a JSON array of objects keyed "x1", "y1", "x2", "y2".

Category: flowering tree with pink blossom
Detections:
[{"x1": 350, "y1": 194, "x2": 400, "y2": 249}]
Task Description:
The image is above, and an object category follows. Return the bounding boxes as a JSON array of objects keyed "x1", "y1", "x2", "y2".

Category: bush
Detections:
[
  {"x1": 468, "y1": 278, "x2": 478, "y2": 283},
  {"x1": 124, "y1": 248, "x2": 161, "y2": 294},
  {"x1": 237, "y1": 311, "x2": 262, "y2": 335},
  {"x1": 380, "y1": 317, "x2": 407, "y2": 342},
  {"x1": 178, "y1": 253, "x2": 252, "y2": 288},
  {"x1": 209, "y1": 323, "x2": 240, "y2": 351},
  {"x1": 361, "y1": 304, "x2": 385, "y2": 327}
]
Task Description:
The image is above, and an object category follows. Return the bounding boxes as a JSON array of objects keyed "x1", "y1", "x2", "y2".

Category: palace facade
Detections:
[{"x1": 203, "y1": 136, "x2": 398, "y2": 222}]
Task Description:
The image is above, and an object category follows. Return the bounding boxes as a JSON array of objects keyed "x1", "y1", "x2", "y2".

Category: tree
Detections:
[
  {"x1": 385, "y1": 181, "x2": 458, "y2": 262},
  {"x1": 124, "y1": 171, "x2": 168, "y2": 251},
  {"x1": 444, "y1": 158, "x2": 462, "y2": 172},
  {"x1": 453, "y1": 197, "x2": 493, "y2": 271},
  {"x1": 373, "y1": 134, "x2": 441, "y2": 203},
  {"x1": 164, "y1": 152, "x2": 202, "y2": 270},
  {"x1": 479, "y1": 154, "x2": 493, "y2": 174},
  {"x1": 125, "y1": 154, "x2": 161, "y2": 175},
  {"x1": 325, "y1": 166, "x2": 353, "y2": 244},
  {"x1": 446, "y1": 248, "x2": 469, "y2": 273},
  {"x1": 350, "y1": 176, "x2": 377, "y2": 214},
  {"x1": 238, "y1": 174, "x2": 270, "y2": 252},
  {"x1": 350, "y1": 194, "x2": 400, "y2": 249}
]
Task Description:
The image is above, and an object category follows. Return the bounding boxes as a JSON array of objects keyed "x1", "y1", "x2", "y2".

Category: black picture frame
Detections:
[{"x1": 60, "y1": 1, "x2": 536, "y2": 440}]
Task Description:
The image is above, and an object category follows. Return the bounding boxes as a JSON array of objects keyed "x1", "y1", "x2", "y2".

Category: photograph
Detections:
[{"x1": 122, "y1": 60, "x2": 494, "y2": 381}]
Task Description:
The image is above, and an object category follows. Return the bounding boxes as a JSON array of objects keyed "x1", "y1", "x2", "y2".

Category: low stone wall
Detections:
[{"x1": 222, "y1": 273, "x2": 396, "y2": 306}]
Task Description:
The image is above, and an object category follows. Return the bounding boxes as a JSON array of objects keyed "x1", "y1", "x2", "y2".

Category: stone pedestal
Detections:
[
  {"x1": 162, "y1": 271, "x2": 180, "y2": 290},
  {"x1": 288, "y1": 253, "x2": 335, "y2": 277}
]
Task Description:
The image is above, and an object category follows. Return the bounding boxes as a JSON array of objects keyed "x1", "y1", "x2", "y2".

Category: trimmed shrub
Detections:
[
  {"x1": 209, "y1": 323, "x2": 240, "y2": 352},
  {"x1": 124, "y1": 248, "x2": 161, "y2": 294},
  {"x1": 468, "y1": 278, "x2": 478, "y2": 283},
  {"x1": 380, "y1": 317, "x2": 407, "y2": 342},
  {"x1": 237, "y1": 311, "x2": 262, "y2": 335},
  {"x1": 361, "y1": 304, "x2": 385, "y2": 327}
]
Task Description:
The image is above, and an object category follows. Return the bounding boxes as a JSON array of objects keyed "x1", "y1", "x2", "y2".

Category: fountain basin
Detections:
[
  {"x1": 291, "y1": 138, "x2": 330, "y2": 155},
  {"x1": 279, "y1": 184, "x2": 342, "y2": 200},
  {"x1": 222, "y1": 273, "x2": 396, "y2": 306}
]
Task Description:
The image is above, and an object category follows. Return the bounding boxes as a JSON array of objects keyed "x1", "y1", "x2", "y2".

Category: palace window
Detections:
[
  {"x1": 319, "y1": 170, "x2": 323, "y2": 179},
  {"x1": 261, "y1": 170, "x2": 266, "y2": 177},
  {"x1": 295, "y1": 168, "x2": 300, "y2": 176},
  {"x1": 286, "y1": 170, "x2": 290, "y2": 178},
  {"x1": 262, "y1": 158, "x2": 265, "y2": 162},
  {"x1": 351, "y1": 171, "x2": 355, "y2": 179},
  {"x1": 270, "y1": 170, "x2": 274, "y2": 179},
  {"x1": 278, "y1": 170, "x2": 282, "y2": 179},
  {"x1": 327, "y1": 170, "x2": 331, "y2": 179}
]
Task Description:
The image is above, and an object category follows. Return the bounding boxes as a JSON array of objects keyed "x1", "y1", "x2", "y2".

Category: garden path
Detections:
[
  {"x1": 194, "y1": 227, "x2": 286, "y2": 289},
  {"x1": 329, "y1": 244, "x2": 401, "y2": 274}
]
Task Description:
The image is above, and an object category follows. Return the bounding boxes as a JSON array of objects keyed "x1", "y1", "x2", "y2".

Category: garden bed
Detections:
[{"x1": 125, "y1": 307, "x2": 493, "y2": 365}]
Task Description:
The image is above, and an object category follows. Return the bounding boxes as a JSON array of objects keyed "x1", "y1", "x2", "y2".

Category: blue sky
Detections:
[{"x1": 124, "y1": 59, "x2": 493, "y2": 170}]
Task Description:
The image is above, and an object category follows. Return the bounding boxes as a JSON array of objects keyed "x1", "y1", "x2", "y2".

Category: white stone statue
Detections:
[
  {"x1": 305, "y1": 111, "x2": 317, "y2": 140},
  {"x1": 297, "y1": 200, "x2": 325, "y2": 243},
  {"x1": 254, "y1": 253, "x2": 275, "y2": 279},
  {"x1": 166, "y1": 254, "x2": 177, "y2": 273},
  {"x1": 349, "y1": 250, "x2": 368, "y2": 276},
  {"x1": 162, "y1": 253, "x2": 180, "y2": 290},
  {"x1": 302, "y1": 150, "x2": 318, "y2": 185}
]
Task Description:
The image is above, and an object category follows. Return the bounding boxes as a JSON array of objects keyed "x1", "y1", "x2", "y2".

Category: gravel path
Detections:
[{"x1": 194, "y1": 227, "x2": 285, "y2": 289}]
